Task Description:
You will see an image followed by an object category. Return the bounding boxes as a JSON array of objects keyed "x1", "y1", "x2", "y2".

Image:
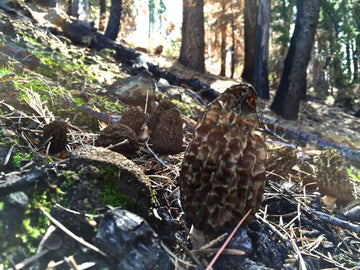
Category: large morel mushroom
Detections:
[{"x1": 179, "y1": 83, "x2": 266, "y2": 246}]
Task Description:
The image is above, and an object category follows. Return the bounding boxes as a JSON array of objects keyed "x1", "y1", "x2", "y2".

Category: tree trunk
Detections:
[
  {"x1": 67, "y1": 0, "x2": 79, "y2": 17},
  {"x1": 270, "y1": 0, "x2": 321, "y2": 120},
  {"x1": 230, "y1": 16, "x2": 236, "y2": 79},
  {"x1": 105, "y1": 0, "x2": 122, "y2": 41},
  {"x1": 252, "y1": 0, "x2": 270, "y2": 99},
  {"x1": 99, "y1": 0, "x2": 106, "y2": 31},
  {"x1": 353, "y1": 34, "x2": 360, "y2": 83},
  {"x1": 179, "y1": 0, "x2": 205, "y2": 73},
  {"x1": 220, "y1": 24, "x2": 227, "y2": 77},
  {"x1": 241, "y1": 0, "x2": 258, "y2": 82}
]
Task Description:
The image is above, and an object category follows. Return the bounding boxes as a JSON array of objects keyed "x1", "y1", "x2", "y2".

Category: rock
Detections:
[
  {"x1": 119, "y1": 106, "x2": 146, "y2": 135},
  {"x1": 146, "y1": 100, "x2": 183, "y2": 154},
  {"x1": 3, "y1": 192, "x2": 28, "y2": 227},
  {"x1": 107, "y1": 70, "x2": 156, "y2": 112},
  {"x1": 70, "y1": 145, "x2": 152, "y2": 211},
  {"x1": 0, "y1": 15, "x2": 15, "y2": 37},
  {"x1": 95, "y1": 209, "x2": 172, "y2": 270},
  {"x1": 95, "y1": 123, "x2": 139, "y2": 156},
  {"x1": 44, "y1": 8, "x2": 69, "y2": 27},
  {"x1": 0, "y1": 44, "x2": 40, "y2": 70},
  {"x1": 248, "y1": 221, "x2": 288, "y2": 269},
  {"x1": 43, "y1": 120, "x2": 68, "y2": 154}
]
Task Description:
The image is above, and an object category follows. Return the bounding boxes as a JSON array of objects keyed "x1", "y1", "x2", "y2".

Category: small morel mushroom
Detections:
[
  {"x1": 315, "y1": 147, "x2": 354, "y2": 205},
  {"x1": 146, "y1": 100, "x2": 183, "y2": 155},
  {"x1": 266, "y1": 146, "x2": 297, "y2": 182},
  {"x1": 95, "y1": 123, "x2": 139, "y2": 156},
  {"x1": 43, "y1": 120, "x2": 68, "y2": 154},
  {"x1": 119, "y1": 106, "x2": 145, "y2": 135},
  {"x1": 179, "y1": 83, "x2": 266, "y2": 246}
]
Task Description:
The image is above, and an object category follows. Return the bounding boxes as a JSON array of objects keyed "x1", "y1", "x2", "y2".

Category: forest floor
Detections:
[{"x1": 0, "y1": 3, "x2": 359, "y2": 270}]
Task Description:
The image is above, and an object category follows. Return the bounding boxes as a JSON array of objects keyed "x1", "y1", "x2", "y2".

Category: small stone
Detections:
[
  {"x1": 95, "y1": 209, "x2": 172, "y2": 269},
  {"x1": 107, "y1": 70, "x2": 156, "y2": 112},
  {"x1": 3, "y1": 192, "x2": 29, "y2": 226},
  {"x1": 44, "y1": 234, "x2": 62, "y2": 250}
]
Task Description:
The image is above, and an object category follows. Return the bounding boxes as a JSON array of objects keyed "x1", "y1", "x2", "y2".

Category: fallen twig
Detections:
[
  {"x1": 205, "y1": 209, "x2": 251, "y2": 270},
  {"x1": 311, "y1": 210, "x2": 360, "y2": 234},
  {"x1": 40, "y1": 207, "x2": 108, "y2": 258}
]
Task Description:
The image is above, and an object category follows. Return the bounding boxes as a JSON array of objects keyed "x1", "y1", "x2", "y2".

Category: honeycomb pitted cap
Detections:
[{"x1": 180, "y1": 83, "x2": 266, "y2": 237}]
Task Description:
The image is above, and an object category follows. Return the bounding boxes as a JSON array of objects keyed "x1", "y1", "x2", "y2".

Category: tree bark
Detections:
[
  {"x1": 270, "y1": 0, "x2": 321, "y2": 120},
  {"x1": 104, "y1": 0, "x2": 122, "y2": 41},
  {"x1": 353, "y1": 34, "x2": 360, "y2": 83},
  {"x1": 241, "y1": 0, "x2": 258, "y2": 82},
  {"x1": 99, "y1": 0, "x2": 106, "y2": 31},
  {"x1": 252, "y1": 0, "x2": 270, "y2": 99},
  {"x1": 67, "y1": 0, "x2": 79, "y2": 17},
  {"x1": 220, "y1": 24, "x2": 227, "y2": 77},
  {"x1": 179, "y1": 0, "x2": 205, "y2": 73}
]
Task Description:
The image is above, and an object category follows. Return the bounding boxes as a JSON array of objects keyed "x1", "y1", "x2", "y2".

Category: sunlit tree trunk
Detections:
[
  {"x1": 270, "y1": 0, "x2": 321, "y2": 120},
  {"x1": 179, "y1": 0, "x2": 205, "y2": 73}
]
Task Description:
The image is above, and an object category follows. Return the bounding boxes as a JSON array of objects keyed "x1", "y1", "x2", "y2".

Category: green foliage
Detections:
[
  {"x1": 317, "y1": 0, "x2": 360, "y2": 90},
  {"x1": 270, "y1": 0, "x2": 296, "y2": 49},
  {"x1": 11, "y1": 151, "x2": 32, "y2": 169},
  {"x1": 98, "y1": 97, "x2": 125, "y2": 112},
  {"x1": 347, "y1": 167, "x2": 360, "y2": 181}
]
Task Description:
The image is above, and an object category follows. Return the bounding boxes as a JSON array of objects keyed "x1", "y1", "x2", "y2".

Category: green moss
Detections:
[{"x1": 347, "y1": 167, "x2": 360, "y2": 181}]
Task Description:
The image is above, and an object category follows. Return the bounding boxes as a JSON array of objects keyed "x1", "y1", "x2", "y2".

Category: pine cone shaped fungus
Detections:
[
  {"x1": 316, "y1": 147, "x2": 354, "y2": 205},
  {"x1": 180, "y1": 83, "x2": 266, "y2": 241}
]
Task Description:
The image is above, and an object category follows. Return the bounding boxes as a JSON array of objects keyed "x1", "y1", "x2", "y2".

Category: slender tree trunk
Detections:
[
  {"x1": 99, "y1": 0, "x2": 107, "y2": 31},
  {"x1": 270, "y1": 0, "x2": 321, "y2": 120},
  {"x1": 67, "y1": 0, "x2": 79, "y2": 17},
  {"x1": 241, "y1": 0, "x2": 258, "y2": 82},
  {"x1": 179, "y1": 0, "x2": 205, "y2": 73},
  {"x1": 252, "y1": 0, "x2": 270, "y2": 99},
  {"x1": 220, "y1": 24, "x2": 227, "y2": 76},
  {"x1": 230, "y1": 15, "x2": 236, "y2": 78},
  {"x1": 353, "y1": 34, "x2": 360, "y2": 83},
  {"x1": 105, "y1": 0, "x2": 122, "y2": 41}
]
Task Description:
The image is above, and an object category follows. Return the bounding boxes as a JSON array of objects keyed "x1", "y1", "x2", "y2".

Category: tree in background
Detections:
[
  {"x1": 99, "y1": 0, "x2": 107, "y2": 31},
  {"x1": 179, "y1": 0, "x2": 205, "y2": 73},
  {"x1": 270, "y1": 0, "x2": 321, "y2": 120},
  {"x1": 67, "y1": 0, "x2": 79, "y2": 17},
  {"x1": 105, "y1": 0, "x2": 123, "y2": 40},
  {"x1": 252, "y1": 0, "x2": 270, "y2": 99},
  {"x1": 241, "y1": 0, "x2": 257, "y2": 83}
]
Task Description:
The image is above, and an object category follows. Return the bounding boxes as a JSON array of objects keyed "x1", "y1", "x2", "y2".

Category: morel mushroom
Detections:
[
  {"x1": 179, "y1": 83, "x2": 266, "y2": 245},
  {"x1": 316, "y1": 147, "x2": 354, "y2": 205}
]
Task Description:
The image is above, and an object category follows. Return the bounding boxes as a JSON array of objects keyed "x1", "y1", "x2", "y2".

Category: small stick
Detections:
[
  {"x1": 145, "y1": 140, "x2": 168, "y2": 167},
  {"x1": 206, "y1": 209, "x2": 251, "y2": 270},
  {"x1": 40, "y1": 207, "x2": 108, "y2": 258}
]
